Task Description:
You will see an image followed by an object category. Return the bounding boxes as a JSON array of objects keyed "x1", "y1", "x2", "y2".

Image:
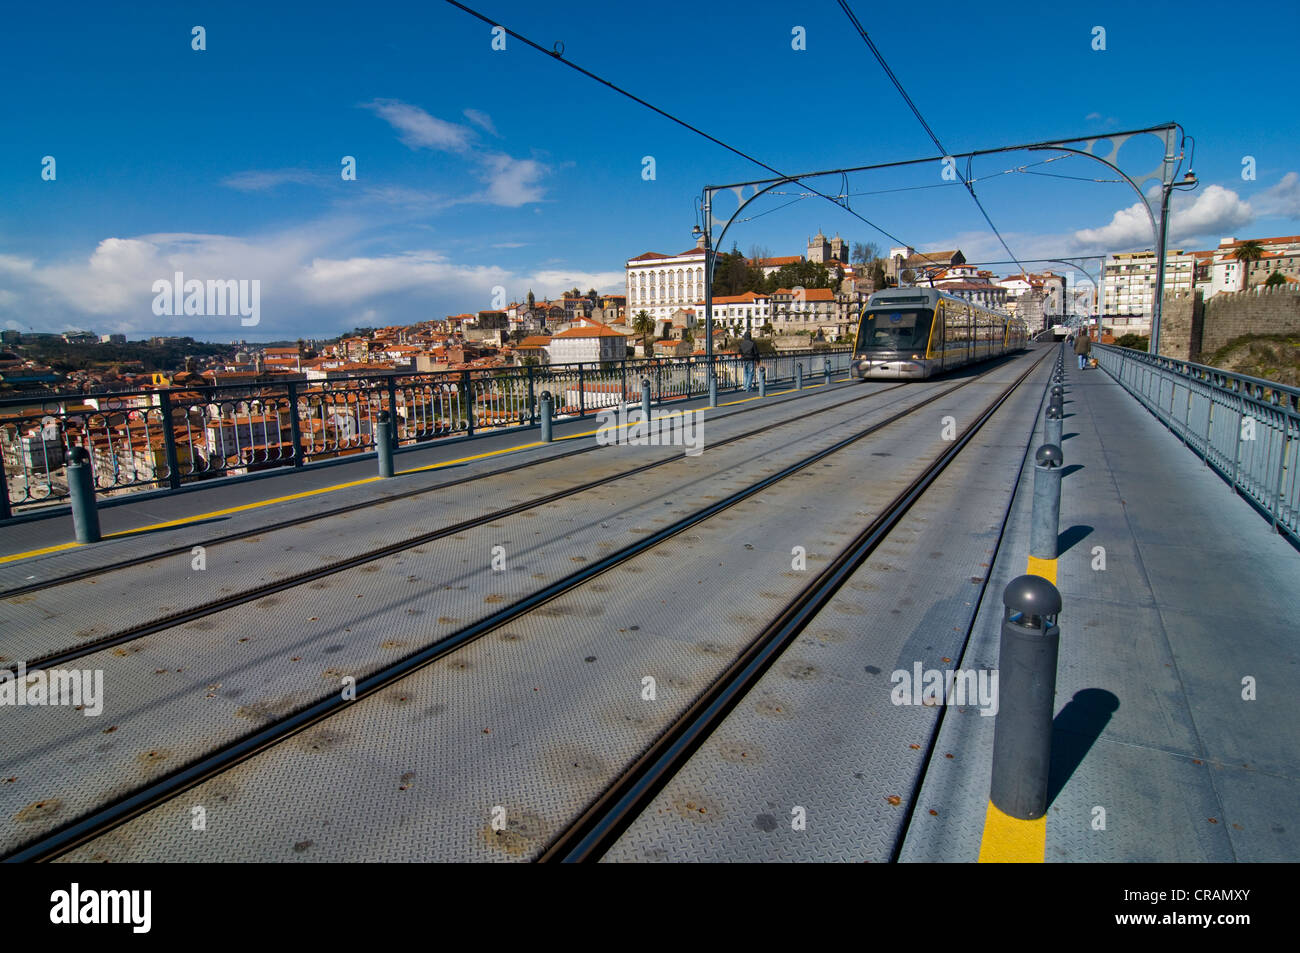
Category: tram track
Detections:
[
  {"x1": 3, "y1": 351, "x2": 1040, "y2": 863},
  {"x1": 0, "y1": 379, "x2": 873, "y2": 600},
  {"x1": 4, "y1": 381, "x2": 903, "y2": 674},
  {"x1": 539, "y1": 346, "x2": 1051, "y2": 861}
]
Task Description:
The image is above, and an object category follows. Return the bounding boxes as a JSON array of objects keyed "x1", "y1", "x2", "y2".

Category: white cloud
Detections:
[
  {"x1": 1072, "y1": 184, "x2": 1254, "y2": 251},
  {"x1": 479, "y1": 154, "x2": 547, "y2": 207},
  {"x1": 362, "y1": 99, "x2": 549, "y2": 207},
  {"x1": 1254, "y1": 171, "x2": 1300, "y2": 218},
  {"x1": 363, "y1": 99, "x2": 475, "y2": 152},
  {"x1": 463, "y1": 108, "x2": 499, "y2": 137},
  {"x1": 0, "y1": 227, "x2": 620, "y2": 340},
  {"x1": 222, "y1": 169, "x2": 325, "y2": 191}
]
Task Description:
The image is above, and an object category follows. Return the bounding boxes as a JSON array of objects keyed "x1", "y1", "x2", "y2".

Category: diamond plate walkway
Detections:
[{"x1": 898, "y1": 360, "x2": 1300, "y2": 863}]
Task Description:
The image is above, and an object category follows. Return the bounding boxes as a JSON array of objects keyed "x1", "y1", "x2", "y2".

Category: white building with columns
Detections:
[{"x1": 626, "y1": 244, "x2": 709, "y2": 327}]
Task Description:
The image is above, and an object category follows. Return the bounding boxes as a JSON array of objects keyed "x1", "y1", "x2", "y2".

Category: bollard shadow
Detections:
[
  {"x1": 1060, "y1": 464, "x2": 1083, "y2": 479},
  {"x1": 1047, "y1": 688, "x2": 1120, "y2": 807},
  {"x1": 1057, "y1": 524, "x2": 1093, "y2": 555},
  {"x1": 1061, "y1": 432, "x2": 1079, "y2": 441}
]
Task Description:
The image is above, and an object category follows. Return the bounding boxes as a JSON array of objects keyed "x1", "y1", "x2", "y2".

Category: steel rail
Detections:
[
  {"x1": 539, "y1": 347, "x2": 1052, "y2": 862},
  {"x1": 6, "y1": 353, "x2": 1036, "y2": 863}
]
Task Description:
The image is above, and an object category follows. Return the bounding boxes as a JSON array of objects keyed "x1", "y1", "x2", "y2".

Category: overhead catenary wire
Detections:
[
  {"x1": 440, "y1": 0, "x2": 954, "y2": 273},
  {"x1": 836, "y1": 0, "x2": 1030, "y2": 282}
]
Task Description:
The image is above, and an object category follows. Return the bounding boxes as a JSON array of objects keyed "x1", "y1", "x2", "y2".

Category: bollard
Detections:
[
  {"x1": 641, "y1": 377, "x2": 651, "y2": 420},
  {"x1": 708, "y1": 372, "x2": 718, "y2": 408},
  {"x1": 1030, "y1": 444, "x2": 1063, "y2": 560},
  {"x1": 67, "y1": 446, "x2": 101, "y2": 543},
  {"x1": 1045, "y1": 402, "x2": 1063, "y2": 448},
  {"x1": 375, "y1": 411, "x2": 394, "y2": 478},
  {"x1": 540, "y1": 391, "x2": 553, "y2": 442},
  {"x1": 759, "y1": 366, "x2": 767, "y2": 398},
  {"x1": 824, "y1": 357, "x2": 831, "y2": 385},
  {"x1": 989, "y1": 574, "x2": 1062, "y2": 820},
  {"x1": 795, "y1": 363, "x2": 803, "y2": 391}
]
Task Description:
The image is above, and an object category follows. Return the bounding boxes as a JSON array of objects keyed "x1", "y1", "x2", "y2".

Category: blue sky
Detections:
[{"x1": 3, "y1": 0, "x2": 1298, "y2": 341}]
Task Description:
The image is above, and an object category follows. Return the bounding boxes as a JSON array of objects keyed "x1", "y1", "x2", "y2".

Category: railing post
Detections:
[
  {"x1": 462, "y1": 370, "x2": 474, "y2": 436},
  {"x1": 0, "y1": 449, "x2": 11, "y2": 521},
  {"x1": 578, "y1": 363, "x2": 586, "y2": 418},
  {"x1": 1271, "y1": 415, "x2": 1289, "y2": 533},
  {"x1": 387, "y1": 376, "x2": 399, "y2": 450},
  {"x1": 527, "y1": 364, "x2": 537, "y2": 424},
  {"x1": 157, "y1": 389, "x2": 182, "y2": 490},
  {"x1": 620, "y1": 361, "x2": 628, "y2": 408},
  {"x1": 287, "y1": 381, "x2": 304, "y2": 468},
  {"x1": 655, "y1": 362, "x2": 662, "y2": 405}
]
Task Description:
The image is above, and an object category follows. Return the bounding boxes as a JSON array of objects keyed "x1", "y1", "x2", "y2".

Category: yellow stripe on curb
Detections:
[
  {"x1": 1026, "y1": 555, "x2": 1057, "y2": 585},
  {"x1": 2, "y1": 379, "x2": 852, "y2": 563},
  {"x1": 977, "y1": 800, "x2": 1046, "y2": 862}
]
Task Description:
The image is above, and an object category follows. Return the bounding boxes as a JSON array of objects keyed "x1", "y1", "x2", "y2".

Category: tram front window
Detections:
[{"x1": 855, "y1": 309, "x2": 933, "y2": 353}]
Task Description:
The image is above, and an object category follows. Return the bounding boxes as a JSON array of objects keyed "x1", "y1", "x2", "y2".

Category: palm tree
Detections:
[
  {"x1": 1232, "y1": 240, "x2": 1265, "y2": 289},
  {"x1": 632, "y1": 309, "x2": 654, "y2": 356}
]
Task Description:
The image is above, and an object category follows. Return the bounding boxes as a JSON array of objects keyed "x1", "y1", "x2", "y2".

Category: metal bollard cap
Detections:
[
  {"x1": 540, "y1": 390, "x2": 552, "y2": 402},
  {"x1": 1004, "y1": 573, "x2": 1062, "y2": 619},
  {"x1": 1045, "y1": 404, "x2": 1062, "y2": 419},
  {"x1": 1035, "y1": 443, "x2": 1063, "y2": 468},
  {"x1": 1050, "y1": 384, "x2": 1063, "y2": 397},
  {"x1": 68, "y1": 446, "x2": 90, "y2": 465},
  {"x1": 377, "y1": 410, "x2": 390, "y2": 423}
]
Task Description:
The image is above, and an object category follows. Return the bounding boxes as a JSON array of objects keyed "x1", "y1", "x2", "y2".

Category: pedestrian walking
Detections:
[
  {"x1": 738, "y1": 330, "x2": 760, "y2": 391},
  {"x1": 1073, "y1": 329, "x2": 1092, "y2": 369}
]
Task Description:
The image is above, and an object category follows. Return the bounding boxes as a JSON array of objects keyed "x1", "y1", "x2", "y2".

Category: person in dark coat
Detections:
[
  {"x1": 738, "y1": 329, "x2": 760, "y2": 390},
  {"x1": 1073, "y1": 329, "x2": 1092, "y2": 369}
]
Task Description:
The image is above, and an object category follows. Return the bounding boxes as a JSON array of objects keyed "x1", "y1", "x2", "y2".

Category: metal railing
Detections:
[
  {"x1": 1094, "y1": 344, "x2": 1299, "y2": 543},
  {"x1": 0, "y1": 349, "x2": 851, "y2": 517}
]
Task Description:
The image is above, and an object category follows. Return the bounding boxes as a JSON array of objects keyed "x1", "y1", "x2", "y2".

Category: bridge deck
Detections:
[{"x1": 1, "y1": 348, "x2": 1295, "y2": 862}]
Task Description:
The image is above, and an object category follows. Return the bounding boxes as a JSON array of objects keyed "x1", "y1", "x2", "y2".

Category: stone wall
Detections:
[
  {"x1": 1158, "y1": 287, "x2": 1300, "y2": 362},
  {"x1": 1200, "y1": 286, "x2": 1300, "y2": 358},
  {"x1": 1157, "y1": 291, "x2": 1203, "y2": 361}
]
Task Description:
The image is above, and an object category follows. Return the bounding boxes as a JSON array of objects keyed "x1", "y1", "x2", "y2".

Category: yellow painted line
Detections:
[
  {"x1": 978, "y1": 800, "x2": 1046, "y2": 863},
  {"x1": 2, "y1": 381, "x2": 850, "y2": 564},
  {"x1": 1026, "y1": 555, "x2": 1058, "y2": 585},
  {"x1": 1, "y1": 402, "x2": 731, "y2": 562},
  {"x1": 0, "y1": 541, "x2": 80, "y2": 563}
]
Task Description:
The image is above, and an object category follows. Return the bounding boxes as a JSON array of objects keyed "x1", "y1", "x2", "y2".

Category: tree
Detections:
[
  {"x1": 1265, "y1": 270, "x2": 1287, "y2": 287},
  {"x1": 633, "y1": 309, "x2": 655, "y2": 355},
  {"x1": 747, "y1": 244, "x2": 772, "y2": 265},
  {"x1": 852, "y1": 242, "x2": 881, "y2": 267},
  {"x1": 1233, "y1": 241, "x2": 1265, "y2": 287},
  {"x1": 900, "y1": 268, "x2": 916, "y2": 286},
  {"x1": 870, "y1": 259, "x2": 888, "y2": 291},
  {"x1": 764, "y1": 260, "x2": 832, "y2": 294}
]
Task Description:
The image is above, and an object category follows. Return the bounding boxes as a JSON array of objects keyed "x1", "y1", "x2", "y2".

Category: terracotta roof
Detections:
[
  {"x1": 755, "y1": 256, "x2": 803, "y2": 267},
  {"x1": 628, "y1": 252, "x2": 670, "y2": 262},
  {"x1": 516, "y1": 336, "x2": 552, "y2": 348},
  {"x1": 551, "y1": 325, "x2": 627, "y2": 339}
]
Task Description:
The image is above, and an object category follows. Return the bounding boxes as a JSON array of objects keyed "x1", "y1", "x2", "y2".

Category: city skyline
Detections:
[{"x1": 4, "y1": 0, "x2": 1299, "y2": 341}]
